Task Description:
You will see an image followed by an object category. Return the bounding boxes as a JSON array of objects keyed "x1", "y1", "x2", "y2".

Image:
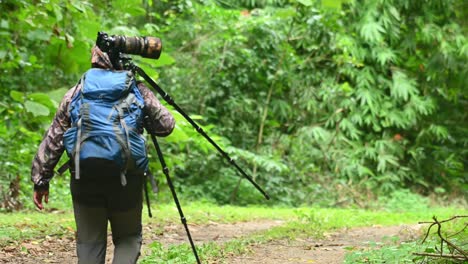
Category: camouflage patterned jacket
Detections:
[{"x1": 31, "y1": 47, "x2": 175, "y2": 191}]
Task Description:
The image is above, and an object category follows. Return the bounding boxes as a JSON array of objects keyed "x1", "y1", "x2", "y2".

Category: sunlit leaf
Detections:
[
  {"x1": 391, "y1": 71, "x2": 417, "y2": 101},
  {"x1": 48, "y1": 88, "x2": 69, "y2": 107},
  {"x1": 53, "y1": 4, "x2": 63, "y2": 21},
  {"x1": 24, "y1": 101, "x2": 50, "y2": 117},
  {"x1": 322, "y1": 0, "x2": 343, "y2": 9},
  {"x1": 360, "y1": 19, "x2": 384, "y2": 42},
  {"x1": 26, "y1": 30, "x2": 52, "y2": 41},
  {"x1": 152, "y1": 53, "x2": 176, "y2": 68},
  {"x1": 297, "y1": 0, "x2": 313, "y2": 7},
  {"x1": 10, "y1": 91, "x2": 24, "y2": 103}
]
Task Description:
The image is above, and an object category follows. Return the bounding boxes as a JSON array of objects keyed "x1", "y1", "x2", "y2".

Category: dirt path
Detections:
[
  {"x1": 0, "y1": 220, "x2": 284, "y2": 264},
  {"x1": 228, "y1": 224, "x2": 424, "y2": 264},
  {"x1": 0, "y1": 221, "x2": 422, "y2": 264}
]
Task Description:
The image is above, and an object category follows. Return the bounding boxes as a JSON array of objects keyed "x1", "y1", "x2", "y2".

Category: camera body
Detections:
[{"x1": 96, "y1": 32, "x2": 162, "y2": 60}]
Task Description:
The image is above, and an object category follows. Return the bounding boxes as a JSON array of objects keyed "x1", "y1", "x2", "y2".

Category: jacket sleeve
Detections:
[
  {"x1": 137, "y1": 82, "x2": 175, "y2": 137},
  {"x1": 31, "y1": 87, "x2": 75, "y2": 191}
]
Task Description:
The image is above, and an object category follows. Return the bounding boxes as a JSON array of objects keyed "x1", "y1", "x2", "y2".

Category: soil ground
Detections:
[
  {"x1": 0, "y1": 220, "x2": 423, "y2": 264},
  {"x1": 228, "y1": 224, "x2": 424, "y2": 264}
]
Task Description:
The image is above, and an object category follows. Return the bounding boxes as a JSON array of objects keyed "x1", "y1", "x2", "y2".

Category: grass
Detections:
[
  {"x1": 344, "y1": 215, "x2": 468, "y2": 264},
  {"x1": 1, "y1": 201, "x2": 465, "y2": 263},
  {"x1": 0, "y1": 211, "x2": 75, "y2": 246},
  {"x1": 144, "y1": 202, "x2": 296, "y2": 224},
  {"x1": 139, "y1": 204, "x2": 466, "y2": 263}
]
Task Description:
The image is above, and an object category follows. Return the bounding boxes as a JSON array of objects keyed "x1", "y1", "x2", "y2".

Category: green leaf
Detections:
[
  {"x1": 70, "y1": 0, "x2": 88, "y2": 13},
  {"x1": 424, "y1": 247, "x2": 436, "y2": 253},
  {"x1": 428, "y1": 125, "x2": 449, "y2": 141},
  {"x1": 310, "y1": 126, "x2": 329, "y2": 142},
  {"x1": 53, "y1": 4, "x2": 63, "y2": 21},
  {"x1": 28, "y1": 93, "x2": 55, "y2": 110},
  {"x1": 10, "y1": 91, "x2": 25, "y2": 103},
  {"x1": 357, "y1": 164, "x2": 375, "y2": 177},
  {"x1": 48, "y1": 88, "x2": 69, "y2": 107},
  {"x1": 459, "y1": 42, "x2": 468, "y2": 57},
  {"x1": 391, "y1": 71, "x2": 417, "y2": 101},
  {"x1": 165, "y1": 123, "x2": 190, "y2": 142},
  {"x1": 0, "y1": 19, "x2": 9, "y2": 29},
  {"x1": 341, "y1": 82, "x2": 353, "y2": 93},
  {"x1": 110, "y1": 26, "x2": 140, "y2": 36},
  {"x1": 24, "y1": 101, "x2": 50, "y2": 117},
  {"x1": 377, "y1": 154, "x2": 399, "y2": 173},
  {"x1": 26, "y1": 30, "x2": 52, "y2": 41},
  {"x1": 79, "y1": 20, "x2": 102, "y2": 40},
  {"x1": 388, "y1": 6, "x2": 400, "y2": 21},
  {"x1": 322, "y1": 0, "x2": 343, "y2": 9},
  {"x1": 374, "y1": 48, "x2": 396, "y2": 66},
  {"x1": 356, "y1": 88, "x2": 376, "y2": 114},
  {"x1": 152, "y1": 53, "x2": 176, "y2": 68},
  {"x1": 340, "y1": 118, "x2": 361, "y2": 140},
  {"x1": 297, "y1": 0, "x2": 313, "y2": 6},
  {"x1": 113, "y1": 0, "x2": 146, "y2": 16},
  {"x1": 360, "y1": 19, "x2": 384, "y2": 42}
]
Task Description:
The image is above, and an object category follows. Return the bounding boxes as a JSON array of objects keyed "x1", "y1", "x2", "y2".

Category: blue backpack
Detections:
[{"x1": 63, "y1": 68, "x2": 149, "y2": 185}]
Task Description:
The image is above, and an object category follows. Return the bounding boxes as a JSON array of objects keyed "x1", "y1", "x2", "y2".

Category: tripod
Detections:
[{"x1": 128, "y1": 59, "x2": 270, "y2": 264}]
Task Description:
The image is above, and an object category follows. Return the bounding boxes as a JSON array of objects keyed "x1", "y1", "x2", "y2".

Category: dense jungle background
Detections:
[{"x1": 0, "y1": 0, "x2": 466, "y2": 210}]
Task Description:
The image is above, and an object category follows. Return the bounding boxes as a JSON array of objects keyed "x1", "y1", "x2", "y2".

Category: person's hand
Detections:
[{"x1": 33, "y1": 189, "x2": 49, "y2": 210}]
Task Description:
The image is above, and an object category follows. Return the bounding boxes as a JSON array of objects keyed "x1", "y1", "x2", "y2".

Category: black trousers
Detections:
[{"x1": 70, "y1": 160, "x2": 144, "y2": 264}]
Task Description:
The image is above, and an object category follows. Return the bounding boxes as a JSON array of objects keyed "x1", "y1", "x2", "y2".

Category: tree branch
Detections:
[
  {"x1": 416, "y1": 215, "x2": 468, "y2": 261},
  {"x1": 413, "y1": 253, "x2": 466, "y2": 261}
]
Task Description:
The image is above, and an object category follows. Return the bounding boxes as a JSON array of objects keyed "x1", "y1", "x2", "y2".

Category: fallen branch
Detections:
[
  {"x1": 414, "y1": 215, "x2": 468, "y2": 262},
  {"x1": 413, "y1": 253, "x2": 466, "y2": 261}
]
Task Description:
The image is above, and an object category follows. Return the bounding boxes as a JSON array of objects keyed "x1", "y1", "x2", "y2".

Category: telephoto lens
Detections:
[
  {"x1": 96, "y1": 32, "x2": 162, "y2": 59},
  {"x1": 114, "y1": 36, "x2": 162, "y2": 59}
]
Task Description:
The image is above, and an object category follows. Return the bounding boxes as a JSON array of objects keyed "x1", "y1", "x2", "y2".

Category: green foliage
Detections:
[
  {"x1": 0, "y1": 88, "x2": 63, "y2": 210},
  {"x1": 0, "y1": 0, "x2": 466, "y2": 208},
  {"x1": 154, "y1": 0, "x2": 467, "y2": 205},
  {"x1": 140, "y1": 242, "x2": 198, "y2": 264},
  {"x1": 345, "y1": 241, "x2": 423, "y2": 264},
  {"x1": 377, "y1": 189, "x2": 430, "y2": 212}
]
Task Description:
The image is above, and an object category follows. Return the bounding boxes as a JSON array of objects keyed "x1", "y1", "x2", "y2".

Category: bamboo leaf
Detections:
[
  {"x1": 391, "y1": 71, "x2": 417, "y2": 101},
  {"x1": 310, "y1": 126, "x2": 330, "y2": 142},
  {"x1": 373, "y1": 47, "x2": 396, "y2": 66},
  {"x1": 360, "y1": 18, "x2": 384, "y2": 42},
  {"x1": 388, "y1": 6, "x2": 400, "y2": 21}
]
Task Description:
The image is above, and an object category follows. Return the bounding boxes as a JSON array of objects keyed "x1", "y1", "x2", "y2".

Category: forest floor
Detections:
[{"x1": 0, "y1": 219, "x2": 423, "y2": 264}]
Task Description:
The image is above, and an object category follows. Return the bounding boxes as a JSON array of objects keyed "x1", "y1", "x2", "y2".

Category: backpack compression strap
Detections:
[{"x1": 74, "y1": 74, "x2": 86, "y2": 180}]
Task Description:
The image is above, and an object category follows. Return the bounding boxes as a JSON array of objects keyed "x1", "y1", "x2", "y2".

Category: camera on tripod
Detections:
[
  {"x1": 96, "y1": 31, "x2": 162, "y2": 59},
  {"x1": 92, "y1": 30, "x2": 269, "y2": 264}
]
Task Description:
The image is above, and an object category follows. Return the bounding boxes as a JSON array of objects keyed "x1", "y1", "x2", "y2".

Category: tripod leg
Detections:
[
  {"x1": 150, "y1": 133, "x2": 202, "y2": 264},
  {"x1": 144, "y1": 172, "x2": 153, "y2": 218}
]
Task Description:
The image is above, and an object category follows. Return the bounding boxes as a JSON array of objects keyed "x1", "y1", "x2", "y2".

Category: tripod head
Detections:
[{"x1": 106, "y1": 52, "x2": 137, "y2": 72}]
